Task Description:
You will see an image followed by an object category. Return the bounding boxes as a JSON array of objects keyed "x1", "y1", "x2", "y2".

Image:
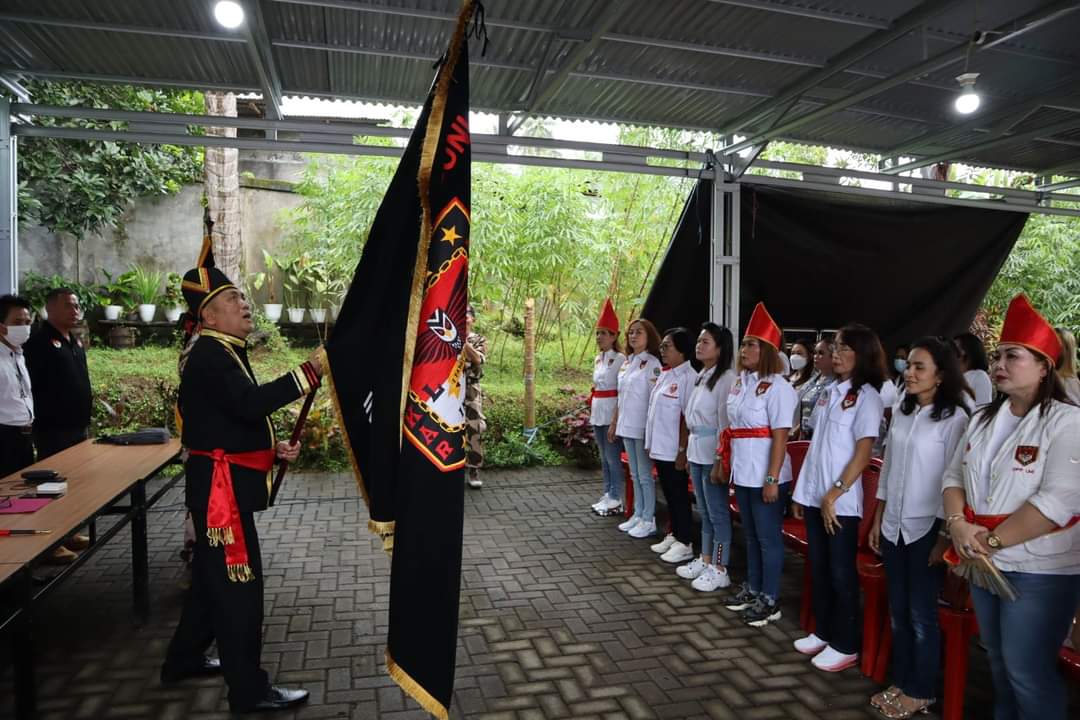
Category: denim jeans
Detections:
[
  {"x1": 655, "y1": 460, "x2": 693, "y2": 545},
  {"x1": 689, "y1": 462, "x2": 731, "y2": 566},
  {"x1": 881, "y1": 522, "x2": 944, "y2": 699},
  {"x1": 593, "y1": 425, "x2": 623, "y2": 501},
  {"x1": 804, "y1": 505, "x2": 860, "y2": 655},
  {"x1": 621, "y1": 436, "x2": 654, "y2": 522},
  {"x1": 970, "y1": 572, "x2": 1080, "y2": 720},
  {"x1": 734, "y1": 483, "x2": 788, "y2": 603}
]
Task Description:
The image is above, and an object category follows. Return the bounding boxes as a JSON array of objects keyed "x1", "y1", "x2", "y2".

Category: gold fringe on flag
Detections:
[
  {"x1": 387, "y1": 649, "x2": 448, "y2": 720},
  {"x1": 226, "y1": 563, "x2": 255, "y2": 583}
]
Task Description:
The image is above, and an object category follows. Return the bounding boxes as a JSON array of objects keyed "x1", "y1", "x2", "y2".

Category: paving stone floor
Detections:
[{"x1": 1, "y1": 466, "x2": 1076, "y2": 719}]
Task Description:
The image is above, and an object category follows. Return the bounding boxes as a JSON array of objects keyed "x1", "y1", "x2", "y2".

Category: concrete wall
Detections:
[{"x1": 17, "y1": 150, "x2": 306, "y2": 302}]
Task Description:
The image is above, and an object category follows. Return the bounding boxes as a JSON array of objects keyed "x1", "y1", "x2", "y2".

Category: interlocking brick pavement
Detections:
[{"x1": 1, "y1": 466, "x2": 1076, "y2": 719}]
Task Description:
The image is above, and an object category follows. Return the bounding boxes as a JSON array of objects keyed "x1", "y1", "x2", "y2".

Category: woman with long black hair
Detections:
[
  {"x1": 954, "y1": 332, "x2": 993, "y2": 407},
  {"x1": 867, "y1": 337, "x2": 970, "y2": 717},
  {"x1": 792, "y1": 323, "x2": 886, "y2": 672}
]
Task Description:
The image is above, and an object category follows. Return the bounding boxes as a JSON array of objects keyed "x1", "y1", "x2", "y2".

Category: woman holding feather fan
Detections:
[{"x1": 942, "y1": 294, "x2": 1080, "y2": 720}]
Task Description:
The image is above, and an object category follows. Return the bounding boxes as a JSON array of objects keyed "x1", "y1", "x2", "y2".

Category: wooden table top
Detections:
[{"x1": 0, "y1": 439, "x2": 181, "y2": 568}]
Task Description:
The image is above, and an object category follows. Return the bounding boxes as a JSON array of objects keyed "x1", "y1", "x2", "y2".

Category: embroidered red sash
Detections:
[
  {"x1": 718, "y1": 427, "x2": 772, "y2": 476},
  {"x1": 944, "y1": 505, "x2": 1080, "y2": 566}
]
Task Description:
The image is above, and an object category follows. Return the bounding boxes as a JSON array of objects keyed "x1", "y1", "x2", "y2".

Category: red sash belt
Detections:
[
  {"x1": 718, "y1": 427, "x2": 772, "y2": 476},
  {"x1": 189, "y1": 448, "x2": 275, "y2": 582},
  {"x1": 944, "y1": 505, "x2": 1080, "y2": 566},
  {"x1": 588, "y1": 388, "x2": 617, "y2": 408}
]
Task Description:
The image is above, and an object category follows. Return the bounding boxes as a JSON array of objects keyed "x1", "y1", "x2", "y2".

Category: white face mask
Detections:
[
  {"x1": 789, "y1": 354, "x2": 807, "y2": 371},
  {"x1": 4, "y1": 324, "x2": 31, "y2": 348}
]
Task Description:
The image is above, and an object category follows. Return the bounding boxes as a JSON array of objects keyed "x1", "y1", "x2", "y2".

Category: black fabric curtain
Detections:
[
  {"x1": 738, "y1": 184, "x2": 1028, "y2": 352},
  {"x1": 641, "y1": 179, "x2": 712, "y2": 336}
]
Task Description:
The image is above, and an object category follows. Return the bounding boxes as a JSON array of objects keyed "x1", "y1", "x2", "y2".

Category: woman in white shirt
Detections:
[
  {"x1": 646, "y1": 327, "x2": 699, "y2": 564},
  {"x1": 954, "y1": 332, "x2": 994, "y2": 407},
  {"x1": 792, "y1": 323, "x2": 886, "y2": 672},
  {"x1": 867, "y1": 337, "x2": 970, "y2": 718},
  {"x1": 714, "y1": 302, "x2": 798, "y2": 628},
  {"x1": 676, "y1": 322, "x2": 736, "y2": 592},
  {"x1": 1055, "y1": 327, "x2": 1080, "y2": 404},
  {"x1": 609, "y1": 318, "x2": 662, "y2": 539},
  {"x1": 590, "y1": 299, "x2": 627, "y2": 515},
  {"x1": 943, "y1": 295, "x2": 1080, "y2": 720}
]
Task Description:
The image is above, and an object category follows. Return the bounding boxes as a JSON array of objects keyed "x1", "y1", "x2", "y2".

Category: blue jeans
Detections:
[
  {"x1": 734, "y1": 483, "x2": 787, "y2": 603},
  {"x1": 621, "y1": 436, "x2": 654, "y2": 522},
  {"x1": 970, "y1": 572, "x2": 1080, "y2": 720},
  {"x1": 881, "y1": 522, "x2": 944, "y2": 699},
  {"x1": 593, "y1": 425, "x2": 623, "y2": 501},
  {"x1": 689, "y1": 462, "x2": 731, "y2": 566},
  {"x1": 804, "y1": 505, "x2": 860, "y2": 655}
]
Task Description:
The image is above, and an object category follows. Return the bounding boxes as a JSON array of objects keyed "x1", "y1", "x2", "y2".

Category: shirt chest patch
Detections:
[
  {"x1": 51, "y1": 339, "x2": 62, "y2": 349},
  {"x1": 652, "y1": 367, "x2": 661, "y2": 377},
  {"x1": 730, "y1": 380, "x2": 742, "y2": 396},
  {"x1": 755, "y1": 381, "x2": 772, "y2": 396},
  {"x1": 1015, "y1": 445, "x2": 1039, "y2": 466},
  {"x1": 841, "y1": 389, "x2": 858, "y2": 410},
  {"x1": 667, "y1": 383, "x2": 678, "y2": 395}
]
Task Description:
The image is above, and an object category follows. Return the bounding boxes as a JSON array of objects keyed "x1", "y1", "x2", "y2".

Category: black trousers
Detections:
[
  {"x1": 0, "y1": 425, "x2": 34, "y2": 478},
  {"x1": 655, "y1": 460, "x2": 694, "y2": 546},
  {"x1": 32, "y1": 426, "x2": 88, "y2": 461},
  {"x1": 164, "y1": 510, "x2": 269, "y2": 710},
  {"x1": 804, "y1": 506, "x2": 861, "y2": 655}
]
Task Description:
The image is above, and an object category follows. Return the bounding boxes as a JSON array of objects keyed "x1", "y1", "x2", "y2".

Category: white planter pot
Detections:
[
  {"x1": 164, "y1": 306, "x2": 184, "y2": 323},
  {"x1": 310, "y1": 308, "x2": 327, "y2": 323},
  {"x1": 287, "y1": 307, "x2": 306, "y2": 323},
  {"x1": 263, "y1": 303, "x2": 283, "y2": 322},
  {"x1": 138, "y1": 304, "x2": 157, "y2": 323},
  {"x1": 104, "y1": 305, "x2": 122, "y2": 321},
  {"x1": 330, "y1": 303, "x2": 341, "y2": 321}
]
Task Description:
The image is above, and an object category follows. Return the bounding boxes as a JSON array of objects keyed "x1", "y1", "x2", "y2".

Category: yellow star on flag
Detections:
[{"x1": 439, "y1": 225, "x2": 462, "y2": 244}]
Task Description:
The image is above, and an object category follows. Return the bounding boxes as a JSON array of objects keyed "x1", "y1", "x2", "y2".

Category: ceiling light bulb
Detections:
[
  {"x1": 954, "y1": 72, "x2": 981, "y2": 115},
  {"x1": 214, "y1": 1, "x2": 245, "y2": 29}
]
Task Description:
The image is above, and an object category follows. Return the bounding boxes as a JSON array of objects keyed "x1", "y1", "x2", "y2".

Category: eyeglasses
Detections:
[
  {"x1": 658, "y1": 342, "x2": 672, "y2": 350},
  {"x1": 833, "y1": 343, "x2": 854, "y2": 354}
]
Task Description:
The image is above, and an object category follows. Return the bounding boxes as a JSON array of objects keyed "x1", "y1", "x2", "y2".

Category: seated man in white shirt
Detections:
[{"x1": 0, "y1": 294, "x2": 34, "y2": 478}]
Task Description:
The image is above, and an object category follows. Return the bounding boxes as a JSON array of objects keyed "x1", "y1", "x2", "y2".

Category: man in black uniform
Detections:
[{"x1": 161, "y1": 263, "x2": 324, "y2": 713}]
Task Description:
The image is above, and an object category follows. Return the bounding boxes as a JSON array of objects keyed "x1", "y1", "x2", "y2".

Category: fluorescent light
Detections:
[
  {"x1": 954, "y1": 72, "x2": 981, "y2": 115},
  {"x1": 214, "y1": 1, "x2": 245, "y2": 29}
]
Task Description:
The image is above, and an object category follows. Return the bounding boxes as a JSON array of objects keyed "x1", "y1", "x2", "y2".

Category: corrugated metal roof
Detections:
[{"x1": 2, "y1": 0, "x2": 1079, "y2": 175}]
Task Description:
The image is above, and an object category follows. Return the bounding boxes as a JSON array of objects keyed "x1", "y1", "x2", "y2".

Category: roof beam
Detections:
[
  {"x1": 1037, "y1": 178, "x2": 1080, "y2": 192},
  {"x1": 718, "y1": 0, "x2": 963, "y2": 136},
  {"x1": 506, "y1": 31, "x2": 562, "y2": 135},
  {"x1": 884, "y1": 115, "x2": 1080, "y2": 175},
  {"x1": 239, "y1": 1, "x2": 283, "y2": 120},
  {"x1": 1, "y1": 67, "x2": 260, "y2": 94},
  {"x1": 1038, "y1": 160, "x2": 1080, "y2": 177},
  {"x1": 720, "y1": 0, "x2": 1080, "y2": 154},
  {"x1": 0, "y1": 12, "x2": 247, "y2": 43},
  {"x1": 269, "y1": 0, "x2": 561, "y2": 33},
  {"x1": 704, "y1": 0, "x2": 889, "y2": 29},
  {"x1": 271, "y1": 39, "x2": 532, "y2": 72}
]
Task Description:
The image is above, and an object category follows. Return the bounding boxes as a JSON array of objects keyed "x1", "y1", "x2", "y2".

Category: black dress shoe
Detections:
[
  {"x1": 160, "y1": 656, "x2": 222, "y2": 684},
  {"x1": 233, "y1": 686, "x2": 310, "y2": 713}
]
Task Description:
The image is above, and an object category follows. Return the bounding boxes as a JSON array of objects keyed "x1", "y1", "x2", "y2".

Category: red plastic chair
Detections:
[
  {"x1": 1059, "y1": 645, "x2": 1080, "y2": 684},
  {"x1": 780, "y1": 441, "x2": 812, "y2": 631},
  {"x1": 938, "y1": 600, "x2": 979, "y2": 720},
  {"x1": 857, "y1": 459, "x2": 886, "y2": 678}
]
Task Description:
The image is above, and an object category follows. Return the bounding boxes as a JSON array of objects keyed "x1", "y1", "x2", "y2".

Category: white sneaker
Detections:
[
  {"x1": 617, "y1": 516, "x2": 641, "y2": 532},
  {"x1": 794, "y1": 633, "x2": 828, "y2": 656},
  {"x1": 691, "y1": 565, "x2": 731, "y2": 592},
  {"x1": 650, "y1": 533, "x2": 677, "y2": 554},
  {"x1": 676, "y1": 558, "x2": 707, "y2": 580},
  {"x1": 628, "y1": 520, "x2": 657, "y2": 538},
  {"x1": 660, "y1": 541, "x2": 695, "y2": 564},
  {"x1": 597, "y1": 496, "x2": 622, "y2": 513},
  {"x1": 811, "y1": 645, "x2": 858, "y2": 672},
  {"x1": 591, "y1": 493, "x2": 611, "y2": 512}
]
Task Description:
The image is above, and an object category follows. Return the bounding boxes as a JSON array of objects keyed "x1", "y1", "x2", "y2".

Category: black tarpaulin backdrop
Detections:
[{"x1": 642, "y1": 181, "x2": 1028, "y2": 351}]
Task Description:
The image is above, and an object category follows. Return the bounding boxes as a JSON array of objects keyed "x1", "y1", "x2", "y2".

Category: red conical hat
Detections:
[
  {"x1": 999, "y1": 294, "x2": 1061, "y2": 366},
  {"x1": 597, "y1": 298, "x2": 619, "y2": 334},
  {"x1": 745, "y1": 301, "x2": 781, "y2": 350}
]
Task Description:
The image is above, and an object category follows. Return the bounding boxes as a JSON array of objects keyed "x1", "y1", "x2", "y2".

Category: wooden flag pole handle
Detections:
[{"x1": 269, "y1": 390, "x2": 317, "y2": 507}]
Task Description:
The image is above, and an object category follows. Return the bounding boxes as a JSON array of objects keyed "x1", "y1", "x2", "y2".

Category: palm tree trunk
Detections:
[{"x1": 204, "y1": 92, "x2": 242, "y2": 282}]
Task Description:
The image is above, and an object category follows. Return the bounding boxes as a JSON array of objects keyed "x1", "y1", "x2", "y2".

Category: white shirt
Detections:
[
  {"x1": 976, "y1": 408, "x2": 1023, "y2": 515},
  {"x1": 794, "y1": 379, "x2": 884, "y2": 516},
  {"x1": 0, "y1": 343, "x2": 34, "y2": 426},
  {"x1": 943, "y1": 401, "x2": 1080, "y2": 574},
  {"x1": 589, "y1": 349, "x2": 625, "y2": 427},
  {"x1": 615, "y1": 352, "x2": 661, "y2": 439},
  {"x1": 726, "y1": 371, "x2": 798, "y2": 488},
  {"x1": 1061, "y1": 376, "x2": 1080, "y2": 405},
  {"x1": 684, "y1": 366, "x2": 735, "y2": 465},
  {"x1": 646, "y1": 360, "x2": 696, "y2": 462},
  {"x1": 877, "y1": 403, "x2": 970, "y2": 544},
  {"x1": 965, "y1": 369, "x2": 994, "y2": 407}
]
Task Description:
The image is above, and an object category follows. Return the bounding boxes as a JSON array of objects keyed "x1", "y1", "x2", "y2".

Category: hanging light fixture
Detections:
[
  {"x1": 213, "y1": 1, "x2": 245, "y2": 29},
  {"x1": 954, "y1": 72, "x2": 981, "y2": 114}
]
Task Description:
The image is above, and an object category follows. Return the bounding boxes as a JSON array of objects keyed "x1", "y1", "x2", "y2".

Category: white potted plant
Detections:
[
  {"x1": 130, "y1": 264, "x2": 163, "y2": 323},
  {"x1": 254, "y1": 250, "x2": 283, "y2": 322},
  {"x1": 307, "y1": 260, "x2": 330, "y2": 324},
  {"x1": 100, "y1": 269, "x2": 130, "y2": 321},
  {"x1": 162, "y1": 273, "x2": 185, "y2": 323}
]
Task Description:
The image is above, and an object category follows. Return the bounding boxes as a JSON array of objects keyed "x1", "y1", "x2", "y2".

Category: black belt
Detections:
[{"x1": 0, "y1": 424, "x2": 33, "y2": 435}]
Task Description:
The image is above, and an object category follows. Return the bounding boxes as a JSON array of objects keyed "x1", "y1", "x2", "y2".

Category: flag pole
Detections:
[{"x1": 269, "y1": 390, "x2": 317, "y2": 506}]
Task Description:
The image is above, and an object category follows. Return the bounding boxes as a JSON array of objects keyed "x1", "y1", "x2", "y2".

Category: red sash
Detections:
[
  {"x1": 718, "y1": 427, "x2": 772, "y2": 476},
  {"x1": 588, "y1": 387, "x2": 617, "y2": 408},
  {"x1": 944, "y1": 505, "x2": 1080, "y2": 566},
  {"x1": 189, "y1": 448, "x2": 276, "y2": 582}
]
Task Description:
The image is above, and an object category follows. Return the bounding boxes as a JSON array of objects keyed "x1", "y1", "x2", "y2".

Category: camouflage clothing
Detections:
[{"x1": 464, "y1": 332, "x2": 487, "y2": 468}]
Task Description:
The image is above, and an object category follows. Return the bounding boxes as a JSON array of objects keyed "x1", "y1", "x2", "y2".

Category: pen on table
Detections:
[{"x1": 0, "y1": 529, "x2": 52, "y2": 536}]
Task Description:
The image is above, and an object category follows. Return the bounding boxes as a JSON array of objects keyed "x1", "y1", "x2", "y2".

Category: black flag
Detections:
[{"x1": 324, "y1": 1, "x2": 475, "y2": 717}]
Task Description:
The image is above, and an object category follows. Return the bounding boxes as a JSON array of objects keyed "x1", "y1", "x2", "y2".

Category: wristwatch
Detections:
[
  {"x1": 764, "y1": 475, "x2": 778, "y2": 486},
  {"x1": 832, "y1": 480, "x2": 849, "y2": 493},
  {"x1": 986, "y1": 533, "x2": 1003, "y2": 550}
]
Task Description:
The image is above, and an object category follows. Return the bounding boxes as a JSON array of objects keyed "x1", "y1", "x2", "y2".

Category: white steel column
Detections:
[
  {"x1": 710, "y1": 176, "x2": 741, "y2": 334},
  {"x1": 0, "y1": 98, "x2": 17, "y2": 295}
]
